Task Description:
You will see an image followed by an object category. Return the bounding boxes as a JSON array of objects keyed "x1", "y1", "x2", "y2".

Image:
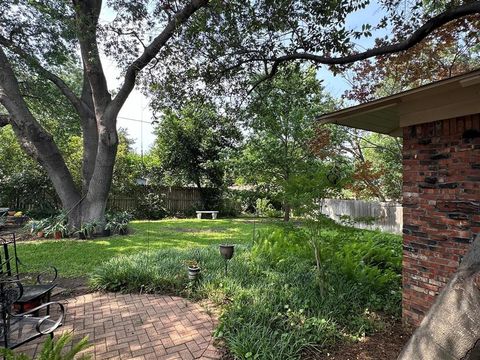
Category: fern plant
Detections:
[{"x1": 0, "y1": 332, "x2": 91, "y2": 360}]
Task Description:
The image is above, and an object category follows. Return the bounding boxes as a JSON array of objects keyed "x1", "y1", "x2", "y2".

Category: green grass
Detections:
[
  {"x1": 16, "y1": 216, "x2": 402, "y2": 358},
  {"x1": 16, "y1": 218, "x2": 275, "y2": 277}
]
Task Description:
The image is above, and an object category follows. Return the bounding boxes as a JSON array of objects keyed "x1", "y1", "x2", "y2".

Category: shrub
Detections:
[
  {"x1": 255, "y1": 198, "x2": 281, "y2": 218},
  {"x1": 134, "y1": 191, "x2": 168, "y2": 220}
]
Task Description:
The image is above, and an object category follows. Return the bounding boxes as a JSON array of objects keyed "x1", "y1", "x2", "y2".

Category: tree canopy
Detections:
[
  {"x1": 0, "y1": 0, "x2": 478, "y2": 226},
  {"x1": 152, "y1": 100, "x2": 241, "y2": 189}
]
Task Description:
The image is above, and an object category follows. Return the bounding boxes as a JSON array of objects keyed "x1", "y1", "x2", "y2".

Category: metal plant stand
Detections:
[
  {"x1": 0, "y1": 233, "x2": 58, "y2": 313},
  {"x1": 0, "y1": 278, "x2": 64, "y2": 350},
  {"x1": 219, "y1": 245, "x2": 235, "y2": 275}
]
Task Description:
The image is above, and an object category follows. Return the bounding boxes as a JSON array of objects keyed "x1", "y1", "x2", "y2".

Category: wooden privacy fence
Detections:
[
  {"x1": 108, "y1": 186, "x2": 204, "y2": 213},
  {"x1": 6, "y1": 191, "x2": 59, "y2": 213},
  {"x1": 7, "y1": 186, "x2": 205, "y2": 215},
  {"x1": 319, "y1": 198, "x2": 403, "y2": 234}
]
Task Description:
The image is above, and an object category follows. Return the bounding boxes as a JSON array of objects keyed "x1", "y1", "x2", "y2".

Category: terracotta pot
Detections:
[
  {"x1": 7, "y1": 211, "x2": 15, "y2": 216},
  {"x1": 37, "y1": 231, "x2": 44, "y2": 238},
  {"x1": 54, "y1": 231, "x2": 62, "y2": 239}
]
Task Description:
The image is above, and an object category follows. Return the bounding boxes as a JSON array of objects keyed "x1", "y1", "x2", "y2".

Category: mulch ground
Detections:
[{"x1": 312, "y1": 321, "x2": 413, "y2": 360}]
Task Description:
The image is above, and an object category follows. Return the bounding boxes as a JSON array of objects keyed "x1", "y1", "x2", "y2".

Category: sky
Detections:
[{"x1": 100, "y1": 2, "x2": 386, "y2": 154}]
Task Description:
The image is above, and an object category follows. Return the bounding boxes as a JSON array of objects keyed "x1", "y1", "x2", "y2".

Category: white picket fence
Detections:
[{"x1": 319, "y1": 198, "x2": 403, "y2": 234}]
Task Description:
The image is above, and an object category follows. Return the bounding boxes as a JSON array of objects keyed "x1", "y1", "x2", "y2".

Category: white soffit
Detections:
[{"x1": 317, "y1": 69, "x2": 480, "y2": 137}]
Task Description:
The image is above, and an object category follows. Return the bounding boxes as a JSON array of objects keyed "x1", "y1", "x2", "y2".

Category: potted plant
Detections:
[
  {"x1": 103, "y1": 213, "x2": 114, "y2": 236},
  {"x1": 77, "y1": 221, "x2": 97, "y2": 239},
  {"x1": 110, "y1": 211, "x2": 132, "y2": 235},
  {"x1": 33, "y1": 218, "x2": 51, "y2": 238},
  {"x1": 103, "y1": 221, "x2": 114, "y2": 237},
  {"x1": 186, "y1": 260, "x2": 201, "y2": 281},
  {"x1": 7, "y1": 210, "x2": 15, "y2": 216},
  {"x1": 117, "y1": 222, "x2": 128, "y2": 235},
  {"x1": 26, "y1": 220, "x2": 40, "y2": 235},
  {"x1": 40, "y1": 218, "x2": 52, "y2": 237},
  {"x1": 46, "y1": 221, "x2": 67, "y2": 239}
]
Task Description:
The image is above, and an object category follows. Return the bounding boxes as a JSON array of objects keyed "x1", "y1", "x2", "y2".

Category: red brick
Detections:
[{"x1": 402, "y1": 115, "x2": 480, "y2": 326}]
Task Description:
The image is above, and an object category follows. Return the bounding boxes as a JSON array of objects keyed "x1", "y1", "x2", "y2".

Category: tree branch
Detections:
[
  {"x1": 74, "y1": 0, "x2": 111, "y2": 112},
  {"x1": 0, "y1": 46, "x2": 81, "y2": 207},
  {"x1": 110, "y1": 0, "x2": 209, "y2": 115},
  {"x1": 0, "y1": 35, "x2": 93, "y2": 119},
  {"x1": 257, "y1": 2, "x2": 480, "y2": 87}
]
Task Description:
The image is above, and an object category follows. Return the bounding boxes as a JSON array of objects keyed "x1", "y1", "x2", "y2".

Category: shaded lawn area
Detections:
[{"x1": 16, "y1": 218, "x2": 276, "y2": 277}]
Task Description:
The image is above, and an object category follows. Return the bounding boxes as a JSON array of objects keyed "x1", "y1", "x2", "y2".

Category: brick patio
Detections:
[{"x1": 17, "y1": 292, "x2": 222, "y2": 359}]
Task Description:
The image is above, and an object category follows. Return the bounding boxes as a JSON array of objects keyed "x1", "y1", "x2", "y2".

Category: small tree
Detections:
[{"x1": 238, "y1": 66, "x2": 336, "y2": 221}]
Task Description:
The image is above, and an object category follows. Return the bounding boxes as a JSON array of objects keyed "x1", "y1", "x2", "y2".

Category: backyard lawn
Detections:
[
  {"x1": 14, "y1": 216, "x2": 404, "y2": 358},
  {"x1": 86, "y1": 216, "x2": 403, "y2": 359},
  {"x1": 16, "y1": 218, "x2": 275, "y2": 277}
]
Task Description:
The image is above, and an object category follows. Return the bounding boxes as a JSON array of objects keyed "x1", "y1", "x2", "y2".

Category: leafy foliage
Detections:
[
  {"x1": 236, "y1": 66, "x2": 337, "y2": 220},
  {"x1": 312, "y1": 125, "x2": 403, "y2": 201},
  {"x1": 152, "y1": 100, "x2": 241, "y2": 189},
  {"x1": 344, "y1": 17, "x2": 480, "y2": 103},
  {"x1": 91, "y1": 219, "x2": 401, "y2": 359},
  {"x1": 0, "y1": 332, "x2": 90, "y2": 360},
  {"x1": 0, "y1": 127, "x2": 69, "y2": 217}
]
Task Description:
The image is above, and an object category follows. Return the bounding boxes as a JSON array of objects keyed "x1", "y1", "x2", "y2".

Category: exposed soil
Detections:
[
  {"x1": 52, "y1": 276, "x2": 92, "y2": 301},
  {"x1": 311, "y1": 320, "x2": 413, "y2": 360}
]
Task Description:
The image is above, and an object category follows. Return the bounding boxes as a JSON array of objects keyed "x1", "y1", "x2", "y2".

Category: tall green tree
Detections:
[
  {"x1": 319, "y1": 126, "x2": 403, "y2": 201},
  {"x1": 238, "y1": 66, "x2": 336, "y2": 221},
  {"x1": 152, "y1": 100, "x2": 241, "y2": 191}
]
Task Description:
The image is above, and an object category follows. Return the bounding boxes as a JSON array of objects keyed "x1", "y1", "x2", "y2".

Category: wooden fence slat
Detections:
[
  {"x1": 320, "y1": 198, "x2": 402, "y2": 234},
  {"x1": 10, "y1": 186, "x2": 207, "y2": 215},
  {"x1": 107, "y1": 186, "x2": 205, "y2": 213}
]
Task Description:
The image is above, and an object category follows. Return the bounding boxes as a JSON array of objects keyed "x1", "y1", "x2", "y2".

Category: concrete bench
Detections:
[{"x1": 196, "y1": 211, "x2": 219, "y2": 220}]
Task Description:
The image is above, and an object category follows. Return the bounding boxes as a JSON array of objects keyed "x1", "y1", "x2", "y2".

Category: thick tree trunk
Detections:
[
  {"x1": 398, "y1": 234, "x2": 480, "y2": 360},
  {"x1": 81, "y1": 121, "x2": 118, "y2": 224},
  {"x1": 0, "y1": 47, "x2": 82, "y2": 211},
  {"x1": 283, "y1": 203, "x2": 291, "y2": 222},
  {"x1": 80, "y1": 70, "x2": 99, "y2": 193}
]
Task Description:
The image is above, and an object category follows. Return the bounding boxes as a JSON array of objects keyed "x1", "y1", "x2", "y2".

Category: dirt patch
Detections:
[
  {"x1": 52, "y1": 276, "x2": 92, "y2": 300},
  {"x1": 311, "y1": 320, "x2": 412, "y2": 360}
]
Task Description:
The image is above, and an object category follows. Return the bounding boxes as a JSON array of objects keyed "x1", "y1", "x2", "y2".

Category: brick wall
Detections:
[{"x1": 402, "y1": 114, "x2": 480, "y2": 326}]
